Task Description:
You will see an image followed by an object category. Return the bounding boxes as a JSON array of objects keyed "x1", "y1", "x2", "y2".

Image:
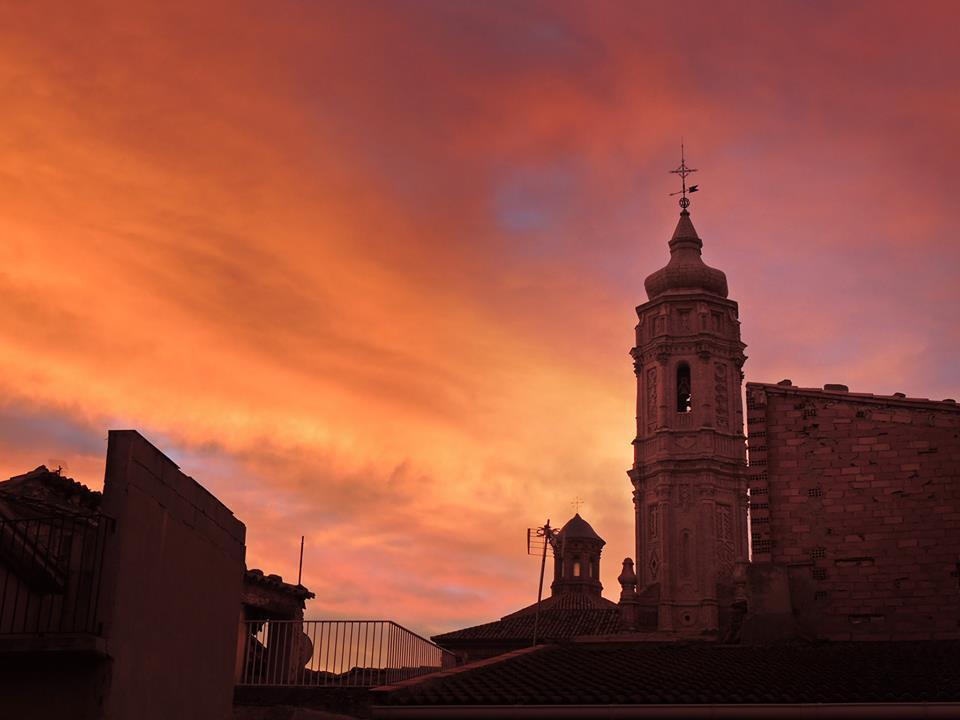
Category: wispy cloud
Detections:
[{"x1": 1, "y1": 0, "x2": 957, "y2": 635}]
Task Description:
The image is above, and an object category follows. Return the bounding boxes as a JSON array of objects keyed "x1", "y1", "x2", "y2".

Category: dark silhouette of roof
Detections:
[
  {"x1": 431, "y1": 607, "x2": 620, "y2": 644},
  {"x1": 556, "y1": 513, "x2": 604, "y2": 543},
  {"x1": 244, "y1": 568, "x2": 315, "y2": 600},
  {"x1": 501, "y1": 591, "x2": 618, "y2": 619},
  {"x1": 0, "y1": 465, "x2": 101, "y2": 515},
  {"x1": 379, "y1": 640, "x2": 960, "y2": 706}
]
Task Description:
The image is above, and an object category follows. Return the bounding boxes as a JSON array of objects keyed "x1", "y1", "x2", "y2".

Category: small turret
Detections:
[{"x1": 550, "y1": 513, "x2": 605, "y2": 597}]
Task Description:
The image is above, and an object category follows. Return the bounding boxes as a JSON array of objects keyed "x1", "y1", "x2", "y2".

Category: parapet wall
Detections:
[
  {"x1": 746, "y1": 383, "x2": 960, "y2": 641},
  {"x1": 99, "y1": 430, "x2": 246, "y2": 720}
]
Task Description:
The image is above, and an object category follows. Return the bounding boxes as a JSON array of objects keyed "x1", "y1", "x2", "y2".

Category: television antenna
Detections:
[{"x1": 526, "y1": 519, "x2": 560, "y2": 646}]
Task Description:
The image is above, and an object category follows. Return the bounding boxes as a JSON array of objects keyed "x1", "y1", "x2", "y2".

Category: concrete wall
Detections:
[
  {"x1": 746, "y1": 383, "x2": 960, "y2": 640},
  {"x1": 98, "y1": 430, "x2": 246, "y2": 719}
]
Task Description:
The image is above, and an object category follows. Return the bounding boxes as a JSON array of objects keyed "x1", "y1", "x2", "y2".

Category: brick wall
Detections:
[{"x1": 746, "y1": 383, "x2": 960, "y2": 641}]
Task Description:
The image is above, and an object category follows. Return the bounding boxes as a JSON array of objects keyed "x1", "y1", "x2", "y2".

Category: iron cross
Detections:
[{"x1": 669, "y1": 142, "x2": 699, "y2": 210}]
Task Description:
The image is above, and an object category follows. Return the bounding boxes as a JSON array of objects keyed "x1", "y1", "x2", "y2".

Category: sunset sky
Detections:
[{"x1": 2, "y1": 1, "x2": 958, "y2": 637}]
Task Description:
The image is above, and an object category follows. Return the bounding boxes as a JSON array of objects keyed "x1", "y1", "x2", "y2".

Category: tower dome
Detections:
[
  {"x1": 551, "y1": 513, "x2": 606, "y2": 597},
  {"x1": 556, "y1": 513, "x2": 604, "y2": 542},
  {"x1": 643, "y1": 210, "x2": 728, "y2": 300}
]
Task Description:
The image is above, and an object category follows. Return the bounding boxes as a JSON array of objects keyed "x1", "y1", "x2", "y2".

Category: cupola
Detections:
[
  {"x1": 643, "y1": 210, "x2": 728, "y2": 300},
  {"x1": 551, "y1": 513, "x2": 605, "y2": 597}
]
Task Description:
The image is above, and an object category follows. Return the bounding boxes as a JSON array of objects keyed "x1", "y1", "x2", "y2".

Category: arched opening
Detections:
[
  {"x1": 573, "y1": 559, "x2": 581, "y2": 577},
  {"x1": 677, "y1": 363, "x2": 692, "y2": 413}
]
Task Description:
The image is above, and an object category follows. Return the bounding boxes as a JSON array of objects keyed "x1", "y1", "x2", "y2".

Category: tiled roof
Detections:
[
  {"x1": 556, "y1": 513, "x2": 604, "y2": 543},
  {"x1": 502, "y1": 590, "x2": 618, "y2": 619},
  {"x1": 244, "y1": 568, "x2": 315, "y2": 600},
  {"x1": 432, "y1": 607, "x2": 620, "y2": 644},
  {"x1": 0, "y1": 466, "x2": 102, "y2": 514},
  {"x1": 381, "y1": 640, "x2": 960, "y2": 705}
]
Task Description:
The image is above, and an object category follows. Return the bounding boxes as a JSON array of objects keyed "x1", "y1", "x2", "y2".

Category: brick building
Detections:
[
  {"x1": 746, "y1": 382, "x2": 960, "y2": 641},
  {"x1": 614, "y1": 196, "x2": 960, "y2": 643},
  {"x1": 389, "y1": 190, "x2": 960, "y2": 715}
]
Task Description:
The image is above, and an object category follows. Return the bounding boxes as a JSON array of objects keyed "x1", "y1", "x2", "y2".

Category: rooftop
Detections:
[
  {"x1": 555, "y1": 513, "x2": 604, "y2": 544},
  {"x1": 244, "y1": 568, "x2": 315, "y2": 601},
  {"x1": 748, "y1": 381, "x2": 960, "y2": 412},
  {"x1": 0, "y1": 465, "x2": 102, "y2": 515},
  {"x1": 378, "y1": 640, "x2": 960, "y2": 707},
  {"x1": 432, "y1": 604, "x2": 619, "y2": 645}
]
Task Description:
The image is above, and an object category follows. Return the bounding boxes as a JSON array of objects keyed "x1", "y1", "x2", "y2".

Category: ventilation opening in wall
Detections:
[
  {"x1": 812, "y1": 567, "x2": 827, "y2": 581},
  {"x1": 807, "y1": 487, "x2": 823, "y2": 498},
  {"x1": 676, "y1": 363, "x2": 692, "y2": 413},
  {"x1": 810, "y1": 547, "x2": 827, "y2": 561},
  {"x1": 753, "y1": 539, "x2": 772, "y2": 554},
  {"x1": 814, "y1": 591, "x2": 829, "y2": 602}
]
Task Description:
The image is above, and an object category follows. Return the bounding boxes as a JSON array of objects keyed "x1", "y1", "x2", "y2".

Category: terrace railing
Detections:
[
  {"x1": 0, "y1": 514, "x2": 112, "y2": 636},
  {"x1": 238, "y1": 619, "x2": 457, "y2": 687}
]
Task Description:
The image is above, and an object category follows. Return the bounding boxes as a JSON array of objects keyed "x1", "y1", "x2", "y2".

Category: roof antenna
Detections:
[
  {"x1": 526, "y1": 519, "x2": 559, "y2": 646},
  {"x1": 297, "y1": 535, "x2": 305, "y2": 587},
  {"x1": 669, "y1": 141, "x2": 699, "y2": 212}
]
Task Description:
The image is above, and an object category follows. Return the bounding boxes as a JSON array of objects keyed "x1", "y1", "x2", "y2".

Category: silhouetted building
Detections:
[
  {"x1": 433, "y1": 514, "x2": 618, "y2": 662},
  {"x1": 622, "y1": 207, "x2": 749, "y2": 635},
  {"x1": 418, "y1": 201, "x2": 960, "y2": 715},
  {"x1": 0, "y1": 431, "x2": 247, "y2": 720}
]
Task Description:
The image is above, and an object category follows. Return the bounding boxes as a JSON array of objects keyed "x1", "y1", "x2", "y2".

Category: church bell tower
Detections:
[{"x1": 627, "y1": 151, "x2": 749, "y2": 634}]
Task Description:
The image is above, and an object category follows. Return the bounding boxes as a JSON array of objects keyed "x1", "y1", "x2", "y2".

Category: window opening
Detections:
[{"x1": 677, "y1": 363, "x2": 692, "y2": 413}]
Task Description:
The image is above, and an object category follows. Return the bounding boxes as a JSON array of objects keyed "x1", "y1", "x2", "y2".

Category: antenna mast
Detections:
[
  {"x1": 297, "y1": 535, "x2": 305, "y2": 586},
  {"x1": 527, "y1": 519, "x2": 558, "y2": 646}
]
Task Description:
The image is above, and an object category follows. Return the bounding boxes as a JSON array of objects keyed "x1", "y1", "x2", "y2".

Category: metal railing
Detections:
[
  {"x1": 0, "y1": 514, "x2": 111, "y2": 635},
  {"x1": 238, "y1": 619, "x2": 457, "y2": 687}
]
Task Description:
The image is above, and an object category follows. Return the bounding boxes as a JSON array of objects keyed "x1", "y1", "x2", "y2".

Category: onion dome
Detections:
[{"x1": 643, "y1": 210, "x2": 728, "y2": 300}]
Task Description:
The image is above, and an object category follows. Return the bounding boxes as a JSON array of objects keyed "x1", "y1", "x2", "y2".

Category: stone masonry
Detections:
[{"x1": 746, "y1": 382, "x2": 960, "y2": 640}]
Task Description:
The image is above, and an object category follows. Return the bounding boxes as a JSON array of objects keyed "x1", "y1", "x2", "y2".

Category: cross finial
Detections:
[
  {"x1": 571, "y1": 496, "x2": 584, "y2": 513},
  {"x1": 669, "y1": 142, "x2": 699, "y2": 212}
]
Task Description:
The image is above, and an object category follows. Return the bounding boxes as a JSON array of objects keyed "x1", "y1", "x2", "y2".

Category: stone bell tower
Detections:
[{"x1": 626, "y1": 153, "x2": 749, "y2": 634}]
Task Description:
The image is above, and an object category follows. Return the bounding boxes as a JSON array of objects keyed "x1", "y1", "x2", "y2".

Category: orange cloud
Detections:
[{"x1": 0, "y1": 0, "x2": 957, "y2": 636}]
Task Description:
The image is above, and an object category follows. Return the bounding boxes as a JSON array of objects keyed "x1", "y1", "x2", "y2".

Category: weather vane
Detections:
[{"x1": 669, "y1": 142, "x2": 699, "y2": 211}]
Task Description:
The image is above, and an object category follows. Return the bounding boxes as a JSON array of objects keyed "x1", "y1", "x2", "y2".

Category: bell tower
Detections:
[{"x1": 627, "y1": 151, "x2": 749, "y2": 634}]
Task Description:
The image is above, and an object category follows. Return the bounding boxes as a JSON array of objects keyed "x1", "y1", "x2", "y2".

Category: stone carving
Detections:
[
  {"x1": 648, "y1": 505, "x2": 658, "y2": 539},
  {"x1": 716, "y1": 504, "x2": 734, "y2": 576},
  {"x1": 646, "y1": 367, "x2": 657, "y2": 432},
  {"x1": 679, "y1": 530, "x2": 692, "y2": 578},
  {"x1": 618, "y1": 558, "x2": 637, "y2": 598},
  {"x1": 715, "y1": 362, "x2": 729, "y2": 429},
  {"x1": 648, "y1": 547, "x2": 660, "y2": 581},
  {"x1": 679, "y1": 483, "x2": 691, "y2": 509}
]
